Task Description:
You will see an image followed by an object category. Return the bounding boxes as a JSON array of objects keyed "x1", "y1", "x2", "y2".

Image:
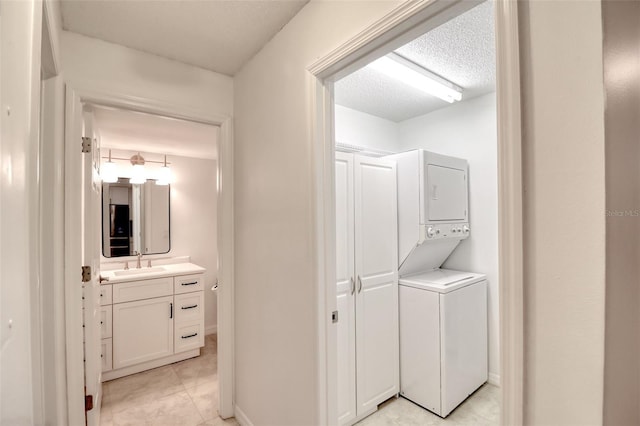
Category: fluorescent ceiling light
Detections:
[{"x1": 368, "y1": 52, "x2": 463, "y2": 103}]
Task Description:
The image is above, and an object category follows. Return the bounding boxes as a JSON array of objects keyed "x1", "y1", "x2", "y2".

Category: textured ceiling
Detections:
[
  {"x1": 92, "y1": 106, "x2": 219, "y2": 160},
  {"x1": 335, "y1": 1, "x2": 495, "y2": 122},
  {"x1": 60, "y1": 0, "x2": 309, "y2": 76}
]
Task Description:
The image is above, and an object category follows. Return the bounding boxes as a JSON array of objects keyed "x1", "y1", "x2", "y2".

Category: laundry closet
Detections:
[{"x1": 333, "y1": 2, "x2": 499, "y2": 424}]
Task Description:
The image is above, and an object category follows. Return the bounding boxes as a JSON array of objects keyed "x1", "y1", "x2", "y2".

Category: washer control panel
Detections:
[{"x1": 422, "y1": 223, "x2": 470, "y2": 241}]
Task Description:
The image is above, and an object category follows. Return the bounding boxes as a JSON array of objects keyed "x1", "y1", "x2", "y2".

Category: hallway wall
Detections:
[
  {"x1": 519, "y1": 1, "x2": 606, "y2": 423},
  {"x1": 602, "y1": 0, "x2": 640, "y2": 424},
  {"x1": 233, "y1": 1, "x2": 401, "y2": 424}
]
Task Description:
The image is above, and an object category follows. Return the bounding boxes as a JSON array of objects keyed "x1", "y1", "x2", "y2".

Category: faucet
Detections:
[{"x1": 136, "y1": 252, "x2": 142, "y2": 269}]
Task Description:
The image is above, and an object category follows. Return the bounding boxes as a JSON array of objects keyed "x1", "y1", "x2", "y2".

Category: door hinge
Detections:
[
  {"x1": 332, "y1": 310, "x2": 339, "y2": 324},
  {"x1": 81, "y1": 266, "x2": 91, "y2": 282},
  {"x1": 85, "y1": 394, "x2": 94, "y2": 411},
  {"x1": 81, "y1": 137, "x2": 92, "y2": 153}
]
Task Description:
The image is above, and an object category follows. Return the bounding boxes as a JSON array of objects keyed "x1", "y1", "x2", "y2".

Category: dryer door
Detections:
[{"x1": 426, "y1": 164, "x2": 467, "y2": 222}]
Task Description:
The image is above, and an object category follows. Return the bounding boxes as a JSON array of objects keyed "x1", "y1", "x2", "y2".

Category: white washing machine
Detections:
[
  {"x1": 398, "y1": 269, "x2": 487, "y2": 417},
  {"x1": 385, "y1": 149, "x2": 488, "y2": 417}
]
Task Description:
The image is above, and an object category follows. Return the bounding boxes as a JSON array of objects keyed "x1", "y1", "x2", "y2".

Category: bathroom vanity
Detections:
[{"x1": 99, "y1": 262, "x2": 206, "y2": 381}]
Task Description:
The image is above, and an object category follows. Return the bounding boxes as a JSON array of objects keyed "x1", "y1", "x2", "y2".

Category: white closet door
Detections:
[
  {"x1": 335, "y1": 152, "x2": 357, "y2": 425},
  {"x1": 354, "y1": 155, "x2": 399, "y2": 414}
]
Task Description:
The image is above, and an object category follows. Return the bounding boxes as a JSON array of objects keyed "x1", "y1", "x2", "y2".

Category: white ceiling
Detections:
[
  {"x1": 335, "y1": 1, "x2": 495, "y2": 123},
  {"x1": 92, "y1": 105, "x2": 219, "y2": 160},
  {"x1": 60, "y1": 0, "x2": 309, "y2": 76}
]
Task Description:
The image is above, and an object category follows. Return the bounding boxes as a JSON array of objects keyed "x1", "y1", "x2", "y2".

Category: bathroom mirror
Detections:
[{"x1": 102, "y1": 178, "x2": 170, "y2": 257}]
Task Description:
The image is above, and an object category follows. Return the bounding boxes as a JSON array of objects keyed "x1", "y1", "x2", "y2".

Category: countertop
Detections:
[{"x1": 100, "y1": 262, "x2": 206, "y2": 284}]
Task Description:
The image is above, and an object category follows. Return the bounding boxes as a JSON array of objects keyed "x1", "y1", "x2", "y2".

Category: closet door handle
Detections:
[
  {"x1": 170, "y1": 303, "x2": 173, "y2": 319},
  {"x1": 350, "y1": 277, "x2": 355, "y2": 295},
  {"x1": 357, "y1": 276, "x2": 362, "y2": 293}
]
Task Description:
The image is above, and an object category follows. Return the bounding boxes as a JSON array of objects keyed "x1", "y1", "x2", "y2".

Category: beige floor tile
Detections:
[
  {"x1": 112, "y1": 390, "x2": 204, "y2": 426},
  {"x1": 186, "y1": 380, "x2": 219, "y2": 421},
  {"x1": 172, "y1": 354, "x2": 218, "y2": 389},
  {"x1": 103, "y1": 365, "x2": 186, "y2": 414},
  {"x1": 356, "y1": 384, "x2": 500, "y2": 426},
  {"x1": 447, "y1": 384, "x2": 500, "y2": 423},
  {"x1": 197, "y1": 417, "x2": 239, "y2": 426},
  {"x1": 101, "y1": 338, "x2": 218, "y2": 426}
]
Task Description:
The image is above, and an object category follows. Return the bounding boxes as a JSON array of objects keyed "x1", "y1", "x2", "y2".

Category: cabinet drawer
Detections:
[
  {"x1": 100, "y1": 306, "x2": 113, "y2": 339},
  {"x1": 174, "y1": 274, "x2": 204, "y2": 294},
  {"x1": 174, "y1": 321, "x2": 204, "y2": 353},
  {"x1": 175, "y1": 292, "x2": 204, "y2": 323},
  {"x1": 100, "y1": 285, "x2": 112, "y2": 306},
  {"x1": 113, "y1": 277, "x2": 173, "y2": 303},
  {"x1": 101, "y1": 338, "x2": 113, "y2": 372}
]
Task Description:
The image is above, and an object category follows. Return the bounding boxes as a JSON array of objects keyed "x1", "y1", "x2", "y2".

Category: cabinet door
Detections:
[
  {"x1": 335, "y1": 152, "x2": 357, "y2": 425},
  {"x1": 354, "y1": 156, "x2": 399, "y2": 414},
  {"x1": 112, "y1": 295, "x2": 174, "y2": 369}
]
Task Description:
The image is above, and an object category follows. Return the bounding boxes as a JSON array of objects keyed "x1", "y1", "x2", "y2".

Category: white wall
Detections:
[
  {"x1": 398, "y1": 93, "x2": 499, "y2": 382},
  {"x1": 602, "y1": 0, "x2": 640, "y2": 424},
  {"x1": 233, "y1": 1, "x2": 400, "y2": 424},
  {"x1": 61, "y1": 31, "x2": 233, "y2": 117},
  {"x1": 168, "y1": 156, "x2": 218, "y2": 333},
  {"x1": 334, "y1": 105, "x2": 400, "y2": 152},
  {"x1": 0, "y1": 0, "x2": 43, "y2": 423},
  {"x1": 519, "y1": 1, "x2": 606, "y2": 423}
]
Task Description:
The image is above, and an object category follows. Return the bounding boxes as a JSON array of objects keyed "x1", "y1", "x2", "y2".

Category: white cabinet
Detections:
[
  {"x1": 112, "y1": 295, "x2": 174, "y2": 369},
  {"x1": 100, "y1": 265, "x2": 206, "y2": 381},
  {"x1": 336, "y1": 152, "x2": 399, "y2": 425}
]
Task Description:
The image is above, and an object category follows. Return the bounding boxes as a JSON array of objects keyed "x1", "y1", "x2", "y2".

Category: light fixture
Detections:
[
  {"x1": 156, "y1": 155, "x2": 172, "y2": 186},
  {"x1": 129, "y1": 153, "x2": 146, "y2": 185},
  {"x1": 101, "y1": 149, "x2": 118, "y2": 183},
  {"x1": 101, "y1": 151, "x2": 172, "y2": 184},
  {"x1": 368, "y1": 52, "x2": 463, "y2": 103}
]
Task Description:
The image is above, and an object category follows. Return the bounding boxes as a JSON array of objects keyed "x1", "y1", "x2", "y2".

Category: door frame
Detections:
[
  {"x1": 307, "y1": 0, "x2": 523, "y2": 424},
  {"x1": 63, "y1": 84, "x2": 235, "y2": 424}
]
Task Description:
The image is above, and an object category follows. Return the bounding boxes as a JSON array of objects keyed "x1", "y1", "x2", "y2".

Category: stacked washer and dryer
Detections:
[{"x1": 385, "y1": 149, "x2": 488, "y2": 418}]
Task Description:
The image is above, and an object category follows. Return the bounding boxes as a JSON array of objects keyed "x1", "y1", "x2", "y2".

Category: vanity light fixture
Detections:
[
  {"x1": 368, "y1": 52, "x2": 463, "y2": 103},
  {"x1": 101, "y1": 150, "x2": 173, "y2": 184},
  {"x1": 156, "y1": 155, "x2": 172, "y2": 186},
  {"x1": 129, "y1": 152, "x2": 147, "y2": 185},
  {"x1": 101, "y1": 149, "x2": 118, "y2": 183}
]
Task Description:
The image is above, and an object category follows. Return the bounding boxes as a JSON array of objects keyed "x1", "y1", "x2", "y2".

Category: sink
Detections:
[{"x1": 113, "y1": 267, "x2": 166, "y2": 277}]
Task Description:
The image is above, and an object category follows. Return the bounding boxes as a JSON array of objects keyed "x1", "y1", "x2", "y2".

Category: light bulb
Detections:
[
  {"x1": 156, "y1": 165, "x2": 172, "y2": 186},
  {"x1": 130, "y1": 164, "x2": 146, "y2": 184},
  {"x1": 101, "y1": 161, "x2": 118, "y2": 183}
]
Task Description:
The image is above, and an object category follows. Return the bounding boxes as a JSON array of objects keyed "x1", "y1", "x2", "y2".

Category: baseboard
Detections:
[
  {"x1": 488, "y1": 372, "x2": 501, "y2": 386},
  {"x1": 234, "y1": 405, "x2": 254, "y2": 426},
  {"x1": 205, "y1": 324, "x2": 218, "y2": 335}
]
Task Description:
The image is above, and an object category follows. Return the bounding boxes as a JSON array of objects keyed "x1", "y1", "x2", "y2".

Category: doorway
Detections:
[
  {"x1": 333, "y1": 2, "x2": 498, "y2": 424},
  {"x1": 62, "y1": 86, "x2": 235, "y2": 425},
  {"x1": 308, "y1": 0, "x2": 523, "y2": 423}
]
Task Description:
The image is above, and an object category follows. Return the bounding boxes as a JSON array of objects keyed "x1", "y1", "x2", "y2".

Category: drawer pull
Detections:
[
  {"x1": 181, "y1": 333, "x2": 198, "y2": 339},
  {"x1": 181, "y1": 281, "x2": 199, "y2": 286},
  {"x1": 181, "y1": 304, "x2": 198, "y2": 310}
]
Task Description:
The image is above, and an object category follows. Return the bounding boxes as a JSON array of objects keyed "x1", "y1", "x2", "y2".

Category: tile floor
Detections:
[
  {"x1": 101, "y1": 334, "x2": 499, "y2": 426},
  {"x1": 100, "y1": 334, "x2": 237, "y2": 426},
  {"x1": 357, "y1": 383, "x2": 500, "y2": 426}
]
